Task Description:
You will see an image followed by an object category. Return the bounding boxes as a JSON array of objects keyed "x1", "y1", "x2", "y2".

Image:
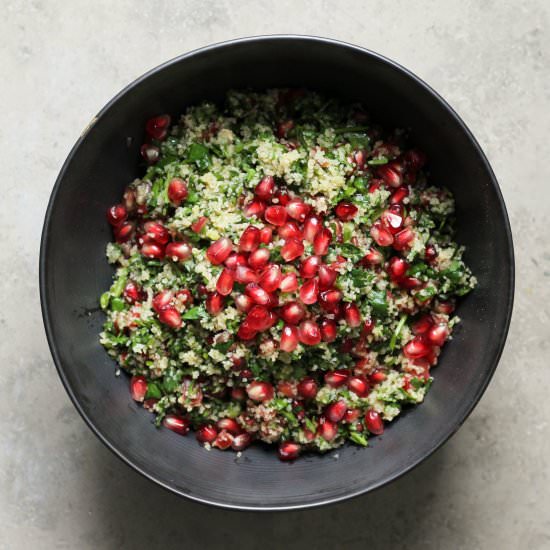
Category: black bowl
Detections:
[{"x1": 40, "y1": 36, "x2": 514, "y2": 510}]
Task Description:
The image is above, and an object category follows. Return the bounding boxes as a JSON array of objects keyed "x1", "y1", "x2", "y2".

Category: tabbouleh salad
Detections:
[{"x1": 100, "y1": 89, "x2": 476, "y2": 461}]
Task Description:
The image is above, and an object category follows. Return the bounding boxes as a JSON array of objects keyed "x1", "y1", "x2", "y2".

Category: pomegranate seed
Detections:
[
  {"x1": 130, "y1": 375, "x2": 147, "y2": 402},
  {"x1": 297, "y1": 378, "x2": 318, "y2": 400},
  {"x1": 279, "y1": 272, "x2": 298, "y2": 293},
  {"x1": 370, "y1": 220, "x2": 394, "y2": 247},
  {"x1": 303, "y1": 215, "x2": 322, "y2": 242},
  {"x1": 245, "y1": 305, "x2": 273, "y2": 331},
  {"x1": 325, "y1": 400, "x2": 347, "y2": 423},
  {"x1": 245, "y1": 283, "x2": 271, "y2": 306},
  {"x1": 388, "y1": 256, "x2": 409, "y2": 280},
  {"x1": 348, "y1": 376, "x2": 370, "y2": 397},
  {"x1": 318, "y1": 265, "x2": 337, "y2": 290},
  {"x1": 277, "y1": 120, "x2": 294, "y2": 139},
  {"x1": 239, "y1": 226, "x2": 261, "y2": 252},
  {"x1": 142, "y1": 221, "x2": 169, "y2": 245},
  {"x1": 234, "y1": 293, "x2": 253, "y2": 312},
  {"x1": 425, "y1": 244, "x2": 438, "y2": 263},
  {"x1": 404, "y1": 148, "x2": 427, "y2": 171},
  {"x1": 247, "y1": 381, "x2": 274, "y2": 402},
  {"x1": 259, "y1": 226, "x2": 273, "y2": 244},
  {"x1": 248, "y1": 248, "x2": 270, "y2": 270},
  {"x1": 299, "y1": 256, "x2": 320, "y2": 279},
  {"x1": 225, "y1": 252, "x2": 248, "y2": 270},
  {"x1": 152, "y1": 290, "x2": 173, "y2": 312},
  {"x1": 360, "y1": 248, "x2": 384, "y2": 266},
  {"x1": 176, "y1": 289, "x2": 193, "y2": 307},
  {"x1": 427, "y1": 324, "x2": 449, "y2": 346},
  {"x1": 259, "y1": 264, "x2": 282, "y2": 293},
  {"x1": 281, "y1": 238, "x2": 304, "y2": 262},
  {"x1": 390, "y1": 186, "x2": 409, "y2": 204},
  {"x1": 254, "y1": 175, "x2": 276, "y2": 201},
  {"x1": 353, "y1": 149, "x2": 366, "y2": 168},
  {"x1": 370, "y1": 370, "x2": 387, "y2": 384},
  {"x1": 318, "y1": 418, "x2": 338, "y2": 441},
  {"x1": 165, "y1": 241, "x2": 192, "y2": 262},
  {"x1": 163, "y1": 414, "x2": 190, "y2": 435},
  {"x1": 140, "y1": 242, "x2": 164, "y2": 259},
  {"x1": 335, "y1": 201, "x2": 358, "y2": 221},
  {"x1": 381, "y1": 210, "x2": 403, "y2": 234},
  {"x1": 196, "y1": 425, "x2": 218, "y2": 443},
  {"x1": 140, "y1": 143, "x2": 160, "y2": 164},
  {"x1": 145, "y1": 114, "x2": 171, "y2": 140},
  {"x1": 244, "y1": 199, "x2": 266, "y2": 218},
  {"x1": 412, "y1": 315, "x2": 434, "y2": 335},
  {"x1": 286, "y1": 199, "x2": 311, "y2": 222},
  {"x1": 403, "y1": 337, "x2": 430, "y2": 359},
  {"x1": 235, "y1": 264, "x2": 259, "y2": 284},
  {"x1": 216, "y1": 418, "x2": 241, "y2": 435},
  {"x1": 231, "y1": 387, "x2": 246, "y2": 401},
  {"x1": 377, "y1": 164, "x2": 402, "y2": 187},
  {"x1": 264, "y1": 205, "x2": 288, "y2": 226},
  {"x1": 320, "y1": 318, "x2": 338, "y2": 342},
  {"x1": 344, "y1": 409, "x2": 361, "y2": 423},
  {"x1": 232, "y1": 432, "x2": 252, "y2": 451},
  {"x1": 158, "y1": 307, "x2": 182, "y2": 328},
  {"x1": 205, "y1": 292, "x2": 225, "y2": 315},
  {"x1": 364, "y1": 409, "x2": 384, "y2": 435},
  {"x1": 191, "y1": 216, "x2": 208, "y2": 233},
  {"x1": 313, "y1": 228, "x2": 332, "y2": 256},
  {"x1": 393, "y1": 228, "x2": 415, "y2": 250},
  {"x1": 123, "y1": 281, "x2": 141, "y2": 304},
  {"x1": 369, "y1": 181, "x2": 381, "y2": 193},
  {"x1": 298, "y1": 320, "x2": 321, "y2": 346},
  {"x1": 197, "y1": 284, "x2": 209, "y2": 297},
  {"x1": 213, "y1": 430, "x2": 234, "y2": 450},
  {"x1": 343, "y1": 302, "x2": 362, "y2": 327},
  {"x1": 206, "y1": 237, "x2": 233, "y2": 265},
  {"x1": 278, "y1": 221, "x2": 303, "y2": 239},
  {"x1": 114, "y1": 221, "x2": 135, "y2": 243},
  {"x1": 275, "y1": 190, "x2": 291, "y2": 205},
  {"x1": 319, "y1": 289, "x2": 343, "y2": 309},
  {"x1": 167, "y1": 178, "x2": 188, "y2": 205},
  {"x1": 237, "y1": 320, "x2": 257, "y2": 340},
  {"x1": 216, "y1": 268, "x2": 235, "y2": 296},
  {"x1": 278, "y1": 441, "x2": 301, "y2": 460},
  {"x1": 106, "y1": 204, "x2": 127, "y2": 226},
  {"x1": 434, "y1": 300, "x2": 455, "y2": 315},
  {"x1": 324, "y1": 369, "x2": 349, "y2": 387},
  {"x1": 280, "y1": 301, "x2": 306, "y2": 325},
  {"x1": 299, "y1": 278, "x2": 319, "y2": 305},
  {"x1": 280, "y1": 324, "x2": 299, "y2": 352},
  {"x1": 401, "y1": 276, "x2": 422, "y2": 289},
  {"x1": 361, "y1": 318, "x2": 375, "y2": 336},
  {"x1": 265, "y1": 293, "x2": 279, "y2": 309}
]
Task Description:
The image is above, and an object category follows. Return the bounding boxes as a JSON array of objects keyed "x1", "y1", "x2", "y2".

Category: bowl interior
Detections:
[{"x1": 41, "y1": 37, "x2": 513, "y2": 510}]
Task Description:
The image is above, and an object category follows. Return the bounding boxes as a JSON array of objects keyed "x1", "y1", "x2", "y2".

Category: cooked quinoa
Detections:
[{"x1": 100, "y1": 89, "x2": 476, "y2": 460}]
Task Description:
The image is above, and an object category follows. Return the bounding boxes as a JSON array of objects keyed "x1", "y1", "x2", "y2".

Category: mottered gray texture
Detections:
[{"x1": 1, "y1": 1, "x2": 549, "y2": 548}]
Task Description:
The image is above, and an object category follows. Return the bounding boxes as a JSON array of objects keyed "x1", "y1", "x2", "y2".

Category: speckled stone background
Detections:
[{"x1": 2, "y1": 1, "x2": 549, "y2": 548}]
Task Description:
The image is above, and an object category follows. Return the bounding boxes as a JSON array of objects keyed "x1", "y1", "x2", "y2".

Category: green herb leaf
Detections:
[
  {"x1": 389, "y1": 314, "x2": 408, "y2": 351},
  {"x1": 367, "y1": 156, "x2": 388, "y2": 165},
  {"x1": 110, "y1": 297, "x2": 126, "y2": 312},
  {"x1": 181, "y1": 306, "x2": 205, "y2": 320},
  {"x1": 339, "y1": 243, "x2": 363, "y2": 261},
  {"x1": 368, "y1": 289, "x2": 388, "y2": 317},
  {"x1": 349, "y1": 432, "x2": 368, "y2": 446},
  {"x1": 146, "y1": 382, "x2": 163, "y2": 399},
  {"x1": 100, "y1": 292, "x2": 110, "y2": 310}
]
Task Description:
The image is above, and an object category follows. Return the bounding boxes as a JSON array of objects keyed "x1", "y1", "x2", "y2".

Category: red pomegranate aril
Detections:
[
  {"x1": 318, "y1": 418, "x2": 338, "y2": 441},
  {"x1": 232, "y1": 432, "x2": 252, "y2": 451},
  {"x1": 348, "y1": 376, "x2": 370, "y2": 397},
  {"x1": 264, "y1": 205, "x2": 288, "y2": 226},
  {"x1": 280, "y1": 301, "x2": 306, "y2": 325},
  {"x1": 245, "y1": 305, "x2": 272, "y2": 331},
  {"x1": 225, "y1": 252, "x2": 247, "y2": 270},
  {"x1": 279, "y1": 272, "x2": 298, "y2": 293},
  {"x1": 231, "y1": 387, "x2": 246, "y2": 401},
  {"x1": 206, "y1": 237, "x2": 233, "y2": 265},
  {"x1": 425, "y1": 244, "x2": 438, "y2": 263},
  {"x1": 361, "y1": 318, "x2": 375, "y2": 337},
  {"x1": 300, "y1": 256, "x2": 321, "y2": 279},
  {"x1": 303, "y1": 215, "x2": 322, "y2": 242},
  {"x1": 343, "y1": 302, "x2": 362, "y2": 327},
  {"x1": 313, "y1": 228, "x2": 333, "y2": 256},
  {"x1": 403, "y1": 337, "x2": 430, "y2": 359},
  {"x1": 247, "y1": 381, "x2": 274, "y2": 402},
  {"x1": 190, "y1": 216, "x2": 208, "y2": 233},
  {"x1": 259, "y1": 264, "x2": 282, "y2": 293},
  {"x1": 130, "y1": 375, "x2": 147, "y2": 402},
  {"x1": 299, "y1": 278, "x2": 319, "y2": 305},
  {"x1": 114, "y1": 221, "x2": 135, "y2": 243},
  {"x1": 286, "y1": 199, "x2": 311, "y2": 222},
  {"x1": 140, "y1": 143, "x2": 160, "y2": 164},
  {"x1": 317, "y1": 265, "x2": 337, "y2": 291},
  {"x1": 344, "y1": 409, "x2": 361, "y2": 423},
  {"x1": 248, "y1": 248, "x2": 270, "y2": 270},
  {"x1": 434, "y1": 300, "x2": 455, "y2": 315},
  {"x1": 388, "y1": 256, "x2": 409, "y2": 280},
  {"x1": 278, "y1": 381, "x2": 297, "y2": 398},
  {"x1": 213, "y1": 430, "x2": 234, "y2": 450},
  {"x1": 140, "y1": 243, "x2": 164, "y2": 259},
  {"x1": 324, "y1": 369, "x2": 349, "y2": 387},
  {"x1": 404, "y1": 148, "x2": 427, "y2": 171},
  {"x1": 176, "y1": 289, "x2": 193, "y2": 307},
  {"x1": 237, "y1": 320, "x2": 257, "y2": 340},
  {"x1": 364, "y1": 409, "x2": 384, "y2": 435},
  {"x1": 234, "y1": 293, "x2": 253, "y2": 312},
  {"x1": 107, "y1": 204, "x2": 127, "y2": 226},
  {"x1": 152, "y1": 290, "x2": 173, "y2": 313},
  {"x1": 280, "y1": 324, "x2": 299, "y2": 352},
  {"x1": 370, "y1": 220, "x2": 394, "y2": 247},
  {"x1": 196, "y1": 425, "x2": 218, "y2": 443},
  {"x1": 298, "y1": 320, "x2": 321, "y2": 346},
  {"x1": 360, "y1": 248, "x2": 384, "y2": 266},
  {"x1": 325, "y1": 400, "x2": 347, "y2": 423},
  {"x1": 245, "y1": 283, "x2": 271, "y2": 306},
  {"x1": 165, "y1": 241, "x2": 192, "y2": 262},
  {"x1": 145, "y1": 114, "x2": 171, "y2": 140},
  {"x1": 427, "y1": 324, "x2": 449, "y2": 347},
  {"x1": 239, "y1": 226, "x2": 261, "y2": 252},
  {"x1": 320, "y1": 318, "x2": 337, "y2": 342},
  {"x1": 378, "y1": 164, "x2": 402, "y2": 188},
  {"x1": 216, "y1": 418, "x2": 241, "y2": 435},
  {"x1": 162, "y1": 415, "x2": 190, "y2": 436},
  {"x1": 254, "y1": 175, "x2": 276, "y2": 201},
  {"x1": 277, "y1": 119, "x2": 294, "y2": 139},
  {"x1": 265, "y1": 292, "x2": 280, "y2": 309},
  {"x1": 216, "y1": 268, "x2": 235, "y2": 296},
  {"x1": 244, "y1": 199, "x2": 266, "y2": 218},
  {"x1": 412, "y1": 315, "x2": 434, "y2": 335},
  {"x1": 205, "y1": 292, "x2": 225, "y2": 315},
  {"x1": 370, "y1": 370, "x2": 387, "y2": 384},
  {"x1": 381, "y1": 209, "x2": 403, "y2": 233},
  {"x1": 353, "y1": 149, "x2": 366, "y2": 168},
  {"x1": 235, "y1": 264, "x2": 259, "y2": 284},
  {"x1": 123, "y1": 281, "x2": 141, "y2": 303},
  {"x1": 278, "y1": 441, "x2": 301, "y2": 461},
  {"x1": 393, "y1": 228, "x2": 415, "y2": 250},
  {"x1": 158, "y1": 307, "x2": 182, "y2": 329},
  {"x1": 143, "y1": 221, "x2": 169, "y2": 245},
  {"x1": 278, "y1": 221, "x2": 302, "y2": 239},
  {"x1": 259, "y1": 226, "x2": 273, "y2": 244},
  {"x1": 390, "y1": 186, "x2": 409, "y2": 204},
  {"x1": 297, "y1": 378, "x2": 318, "y2": 400},
  {"x1": 281, "y1": 238, "x2": 305, "y2": 262},
  {"x1": 401, "y1": 276, "x2": 422, "y2": 289},
  {"x1": 319, "y1": 289, "x2": 343, "y2": 310},
  {"x1": 335, "y1": 201, "x2": 358, "y2": 221},
  {"x1": 167, "y1": 178, "x2": 188, "y2": 205}
]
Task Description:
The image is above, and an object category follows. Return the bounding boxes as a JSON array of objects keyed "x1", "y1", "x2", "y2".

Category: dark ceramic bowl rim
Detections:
[{"x1": 39, "y1": 34, "x2": 515, "y2": 511}]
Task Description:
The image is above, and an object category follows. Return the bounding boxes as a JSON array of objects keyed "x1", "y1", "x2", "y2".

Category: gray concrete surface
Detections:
[{"x1": 1, "y1": 1, "x2": 549, "y2": 548}]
